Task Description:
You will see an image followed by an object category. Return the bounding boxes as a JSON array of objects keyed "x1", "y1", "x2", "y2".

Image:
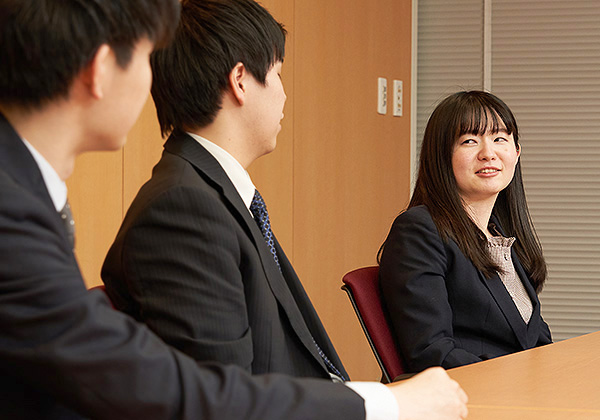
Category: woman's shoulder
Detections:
[
  {"x1": 387, "y1": 205, "x2": 441, "y2": 240},
  {"x1": 383, "y1": 205, "x2": 448, "y2": 263},
  {"x1": 395, "y1": 205, "x2": 435, "y2": 226}
]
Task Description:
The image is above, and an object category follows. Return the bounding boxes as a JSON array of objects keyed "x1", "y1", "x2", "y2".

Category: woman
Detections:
[{"x1": 379, "y1": 90, "x2": 552, "y2": 373}]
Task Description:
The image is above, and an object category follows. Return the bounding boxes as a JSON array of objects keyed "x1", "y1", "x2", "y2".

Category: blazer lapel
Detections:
[
  {"x1": 511, "y1": 251, "x2": 544, "y2": 345},
  {"x1": 266, "y1": 238, "x2": 330, "y2": 373},
  {"x1": 165, "y1": 132, "x2": 329, "y2": 373},
  {"x1": 275, "y1": 240, "x2": 347, "y2": 376},
  {"x1": 479, "y1": 269, "x2": 530, "y2": 349},
  {"x1": 0, "y1": 114, "x2": 70, "y2": 248},
  {"x1": 0, "y1": 114, "x2": 56, "y2": 212}
]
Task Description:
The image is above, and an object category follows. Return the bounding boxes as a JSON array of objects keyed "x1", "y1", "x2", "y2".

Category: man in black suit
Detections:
[
  {"x1": 0, "y1": 1, "x2": 467, "y2": 419},
  {"x1": 102, "y1": 0, "x2": 350, "y2": 382}
]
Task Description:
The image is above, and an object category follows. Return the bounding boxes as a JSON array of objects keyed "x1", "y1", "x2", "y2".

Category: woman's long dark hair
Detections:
[{"x1": 382, "y1": 91, "x2": 547, "y2": 292}]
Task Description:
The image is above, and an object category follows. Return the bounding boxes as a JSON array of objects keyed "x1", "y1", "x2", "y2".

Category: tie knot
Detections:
[{"x1": 250, "y1": 189, "x2": 269, "y2": 227}]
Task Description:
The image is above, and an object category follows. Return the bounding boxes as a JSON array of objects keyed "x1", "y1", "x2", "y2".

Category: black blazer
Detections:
[
  {"x1": 379, "y1": 205, "x2": 552, "y2": 373},
  {"x1": 0, "y1": 114, "x2": 363, "y2": 420},
  {"x1": 102, "y1": 130, "x2": 347, "y2": 380}
]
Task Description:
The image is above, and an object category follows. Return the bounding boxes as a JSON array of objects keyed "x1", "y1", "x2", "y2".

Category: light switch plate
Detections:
[
  {"x1": 393, "y1": 80, "x2": 403, "y2": 117},
  {"x1": 377, "y1": 77, "x2": 387, "y2": 115}
]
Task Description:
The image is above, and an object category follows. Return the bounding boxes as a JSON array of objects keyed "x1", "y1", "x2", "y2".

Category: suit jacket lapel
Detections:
[
  {"x1": 0, "y1": 114, "x2": 70, "y2": 248},
  {"x1": 164, "y1": 132, "x2": 330, "y2": 373},
  {"x1": 269, "y1": 238, "x2": 330, "y2": 373},
  {"x1": 511, "y1": 250, "x2": 544, "y2": 345},
  {"x1": 479, "y1": 269, "x2": 529, "y2": 349},
  {"x1": 0, "y1": 114, "x2": 56, "y2": 213},
  {"x1": 275, "y1": 240, "x2": 348, "y2": 377}
]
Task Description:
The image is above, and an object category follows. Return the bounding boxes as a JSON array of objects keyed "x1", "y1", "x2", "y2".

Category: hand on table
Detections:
[{"x1": 386, "y1": 367, "x2": 468, "y2": 420}]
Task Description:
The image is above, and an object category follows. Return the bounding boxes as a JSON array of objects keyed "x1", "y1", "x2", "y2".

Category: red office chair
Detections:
[{"x1": 341, "y1": 266, "x2": 405, "y2": 382}]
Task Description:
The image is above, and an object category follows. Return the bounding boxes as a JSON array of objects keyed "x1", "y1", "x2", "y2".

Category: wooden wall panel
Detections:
[
  {"x1": 69, "y1": 97, "x2": 163, "y2": 289},
  {"x1": 293, "y1": 0, "x2": 412, "y2": 380},
  {"x1": 67, "y1": 150, "x2": 122, "y2": 287},
  {"x1": 123, "y1": 99, "x2": 164, "y2": 211}
]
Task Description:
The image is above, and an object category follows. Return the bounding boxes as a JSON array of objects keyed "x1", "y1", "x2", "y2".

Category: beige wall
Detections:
[{"x1": 68, "y1": 0, "x2": 412, "y2": 381}]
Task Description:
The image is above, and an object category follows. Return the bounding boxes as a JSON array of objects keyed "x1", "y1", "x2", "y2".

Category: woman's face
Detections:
[{"x1": 451, "y1": 128, "x2": 520, "y2": 206}]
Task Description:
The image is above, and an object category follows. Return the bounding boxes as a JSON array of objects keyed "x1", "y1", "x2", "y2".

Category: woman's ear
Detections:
[
  {"x1": 516, "y1": 143, "x2": 522, "y2": 158},
  {"x1": 228, "y1": 62, "x2": 247, "y2": 105}
]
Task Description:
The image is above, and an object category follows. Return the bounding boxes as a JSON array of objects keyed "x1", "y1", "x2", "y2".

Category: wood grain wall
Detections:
[{"x1": 67, "y1": 0, "x2": 412, "y2": 381}]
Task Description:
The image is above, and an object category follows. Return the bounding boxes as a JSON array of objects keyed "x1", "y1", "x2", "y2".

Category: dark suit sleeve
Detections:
[
  {"x1": 107, "y1": 184, "x2": 256, "y2": 368},
  {"x1": 0, "y1": 182, "x2": 365, "y2": 420},
  {"x1": 379, "y1": 208, "x2": 482, "y2": 372},
  {"x1": 537, "y1": 317, "x2": 553, "y2": 346}
]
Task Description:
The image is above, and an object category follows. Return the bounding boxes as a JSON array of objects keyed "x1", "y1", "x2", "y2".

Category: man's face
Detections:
[{"x1": 243, "y1": 61, "x2": 286, "y2": 159}]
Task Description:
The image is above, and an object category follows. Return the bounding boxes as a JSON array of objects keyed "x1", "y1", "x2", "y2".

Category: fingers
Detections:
[
  {"x1": 454, "y1": 381, "x2": 468, "y2": 419},
  {"x1": 386, "y1": 366, "x2": 469, "y2": 420},
  {"x1": 450, "y1": 377, "x2": 468, "y2": 418},
  {"x1": 425, "y1": 366, "x2": 445, "y2": 376},
  {"x1": 431, "y1": 368, "x2": 469, "y2": 419},
  {"x1": 446, "y1": 376, "x2": 468, "y2": 403},
  {"x1": 457, "y1": 384, "x2": 468, "y2": 404}
]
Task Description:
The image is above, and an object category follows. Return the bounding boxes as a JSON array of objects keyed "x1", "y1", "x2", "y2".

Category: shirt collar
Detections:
[
  {"x1": 21, "y1": 138, "x2": 67, "y2": 212},
  {"x1": 187, "y1": 132, "x2": 256, "y2": 212}
]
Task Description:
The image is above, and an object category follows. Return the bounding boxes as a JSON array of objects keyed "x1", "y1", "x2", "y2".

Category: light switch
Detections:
[
  {"x1": 393, "y1": 80, "x2": 403, "y2": 117},
  {"x1": 377, "y1": 77, "x2": 387, "y2": 115}
]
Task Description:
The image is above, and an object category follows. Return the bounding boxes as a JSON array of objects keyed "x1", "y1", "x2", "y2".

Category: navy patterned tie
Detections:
[
  {"x1": 59, "y1": 200, "x2": 75, "y2": 249},
  {"x1": 249, "y1": 189, "x2": 346, "y2": 382},
  {"x1": 249, "y1": 189, "x2": 280, "y2": 270}
]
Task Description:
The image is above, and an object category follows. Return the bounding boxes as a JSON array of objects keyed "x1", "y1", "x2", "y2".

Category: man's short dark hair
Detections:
[
  {"x1": 0, "y1": 0, "x2": 180, "y2": 110},
  {"x1": 151, "y1": 0, "x2": 286, "y2": 136}
]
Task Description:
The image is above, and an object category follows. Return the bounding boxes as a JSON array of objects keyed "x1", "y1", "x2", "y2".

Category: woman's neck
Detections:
[{"x1": 462, "y1": 195, "x2": 498, "y2": 238}]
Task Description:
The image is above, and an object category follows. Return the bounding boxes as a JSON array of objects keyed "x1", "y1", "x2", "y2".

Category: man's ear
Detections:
[
  {"x1": 228, "y1": 62, "x2": 248, "y2": 105},
  {"x1": 79, "y1": 44, "x2": 112, "y2": 100}
]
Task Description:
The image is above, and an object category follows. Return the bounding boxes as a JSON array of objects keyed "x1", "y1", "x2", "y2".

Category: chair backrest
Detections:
[{"x1": 341, "y1": 266, "x2": 405, "y2": 382}]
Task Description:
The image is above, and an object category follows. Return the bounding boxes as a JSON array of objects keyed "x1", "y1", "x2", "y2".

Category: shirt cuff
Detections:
[{"x1": 345, "y1": 381, "x2": 399, "y2": 420}]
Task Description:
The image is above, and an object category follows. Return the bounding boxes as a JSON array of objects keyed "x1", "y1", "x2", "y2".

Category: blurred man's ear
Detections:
[{"x1": 77, "y1": 44, "x2": 112, "y2": 100}]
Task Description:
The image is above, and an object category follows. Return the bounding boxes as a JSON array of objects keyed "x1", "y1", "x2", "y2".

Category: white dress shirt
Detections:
[
  {"x1": 187, "y1": 132, "x2": 256, "y2": 213},
  {"x1": 21, "y1": 138, "x2": 67, "y2": 211},
  {"x1": 187, "y1": 132, "x2": 399, "y2": 420}
]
